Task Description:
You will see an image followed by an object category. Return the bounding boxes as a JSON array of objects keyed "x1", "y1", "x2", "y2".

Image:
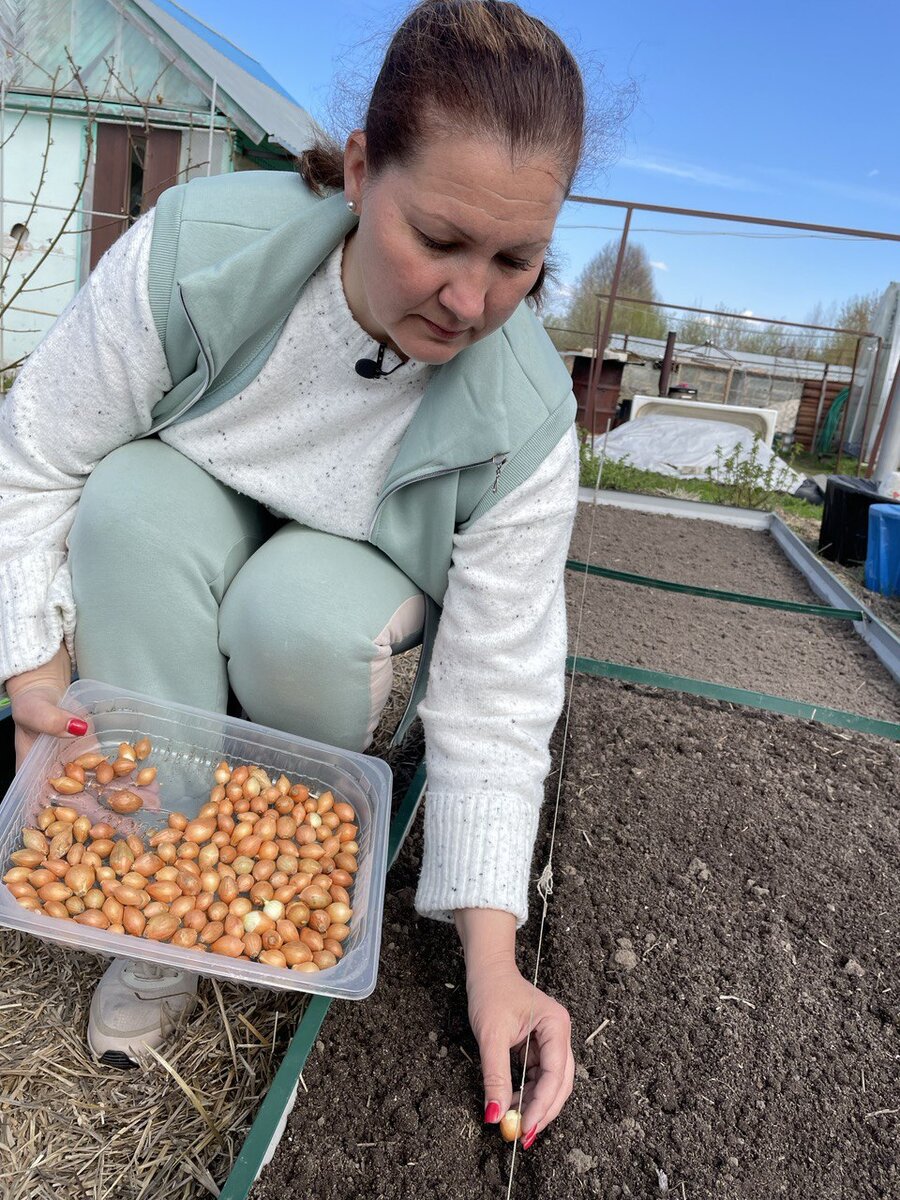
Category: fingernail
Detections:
[
  {"x1": 66, "y1": 718, "x2": 88, "y2": 737},
  {"x1": 522, "y1": 1124, "x2": 538, "y2": 1150},
  {"x1": 484, "y1": 1101, "x2": 502, "y2": 1123}
]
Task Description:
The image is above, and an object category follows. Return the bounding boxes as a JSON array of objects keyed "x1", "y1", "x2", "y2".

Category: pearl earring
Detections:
[{"x1": 347, "y1": 199, "x2": 357, "y2": 213}]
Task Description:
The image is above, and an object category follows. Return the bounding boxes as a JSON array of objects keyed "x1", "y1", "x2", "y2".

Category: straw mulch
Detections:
[
  {"x1": 0, "y1": 928, "x2": 308, "y2": 1200},
  {"x1": 0, "y1": 649, "x2": 423, "y2": 1200}
]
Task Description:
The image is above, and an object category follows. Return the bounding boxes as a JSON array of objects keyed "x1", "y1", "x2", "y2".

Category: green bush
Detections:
[{"x1": 703, "y1": 434, "x2": 800, "y2": 510}]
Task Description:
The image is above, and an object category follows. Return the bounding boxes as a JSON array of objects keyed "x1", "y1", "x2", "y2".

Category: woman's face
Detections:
[{"x1": 342, "y1": 132, "x2": 566, "y2": 365}]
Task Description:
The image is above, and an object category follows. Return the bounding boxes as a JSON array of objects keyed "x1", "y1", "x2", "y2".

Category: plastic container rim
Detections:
[{"x1": 0, "y1": 679, "x2": 392, "y2": 1000}]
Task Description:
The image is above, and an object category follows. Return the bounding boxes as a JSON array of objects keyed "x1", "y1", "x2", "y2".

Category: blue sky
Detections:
[{"x1": 174, "y1": 0, "x2": 900, "y2": 336}]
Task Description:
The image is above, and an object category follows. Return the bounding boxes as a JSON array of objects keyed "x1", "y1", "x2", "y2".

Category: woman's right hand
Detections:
[{"x1": 6, "y1": 643, "x2": 83, "y2": 769}]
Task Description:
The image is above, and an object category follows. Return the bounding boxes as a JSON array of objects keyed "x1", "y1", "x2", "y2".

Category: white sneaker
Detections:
[{"x1": 88, "y1": 957, "x2": 199, "y2": 1068}]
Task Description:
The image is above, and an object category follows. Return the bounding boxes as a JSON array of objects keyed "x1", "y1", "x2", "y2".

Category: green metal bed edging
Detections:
[
  {"x1": 567, "y1": 655, "x2": 900, "y2": 742},
  {"x1": 218, "y1": 760, "x2": 428, "y2": 1200},
  {"x1": 565, "y1": 559, "x2": 865, "y2": 622}
]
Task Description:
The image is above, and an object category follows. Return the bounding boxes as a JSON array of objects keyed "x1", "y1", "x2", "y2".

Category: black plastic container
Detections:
[{"x1": 818, "y1": 475, "x2": 900, "y2": 566}]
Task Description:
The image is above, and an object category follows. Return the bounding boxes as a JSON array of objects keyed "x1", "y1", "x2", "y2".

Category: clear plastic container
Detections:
[{"x1": 0, "y1": 680, "x2": 392, "y2": 999}]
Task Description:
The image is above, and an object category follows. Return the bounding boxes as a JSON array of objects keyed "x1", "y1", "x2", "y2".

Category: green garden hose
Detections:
[{"x1": 815, "y1": 387, "x2": 849, "y2": 455}]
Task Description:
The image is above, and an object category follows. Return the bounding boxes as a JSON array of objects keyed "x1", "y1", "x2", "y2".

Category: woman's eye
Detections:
[
  {"x1": 501, "y1": 256, "x2": 534, "y2": 273},
  {"x1": 417, "y1": 230, "x2": 533, "y2": 272},
  {"x1": 419, "y1": 232, "x2": 455, "y2": 253}
]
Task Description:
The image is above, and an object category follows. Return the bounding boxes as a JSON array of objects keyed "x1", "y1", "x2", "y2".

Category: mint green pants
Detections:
[{"x1": 68, "y1": 441, "x2": 425, "y2": 750}]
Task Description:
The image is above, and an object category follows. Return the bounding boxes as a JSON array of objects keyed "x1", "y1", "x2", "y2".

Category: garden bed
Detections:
[
  {"x1": 567, "y1": 505, "x2": 900, "y2": 722},
  {"x1": 253, "y1": 675, "x2": 900, "y2": 1200}
]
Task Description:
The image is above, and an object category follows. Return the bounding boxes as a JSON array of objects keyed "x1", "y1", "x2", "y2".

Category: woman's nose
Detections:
[{"x1": 438, "y1": 265, "x2": 488, "y2": 325}]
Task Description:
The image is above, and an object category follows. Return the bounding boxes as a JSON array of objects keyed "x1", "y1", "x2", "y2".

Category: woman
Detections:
[{"x1": 2, "y1": 0, "x2": 586, "y2": 1149}]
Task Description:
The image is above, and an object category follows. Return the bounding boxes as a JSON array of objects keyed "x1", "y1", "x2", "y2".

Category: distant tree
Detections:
[
  {"x1": 674, "y1": 301, "x2": 801, "y2": 359},
  {"x1": 544, "y1": 239, "x2": 666, "y2": 351},
  {"x1": 804, "y1": 291, "x2": 881, "y2": 367},
  {"x1": 675, "y1": 291, "x2": 882, "y2": 367}
]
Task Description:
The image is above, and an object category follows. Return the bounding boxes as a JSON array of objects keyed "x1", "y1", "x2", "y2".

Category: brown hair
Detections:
[{"x1": 296, "y1": 0, "x2": 585, "y2": 303}]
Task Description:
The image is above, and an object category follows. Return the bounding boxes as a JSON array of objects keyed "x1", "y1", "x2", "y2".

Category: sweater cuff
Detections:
[
  {"x1": 414, "y1": 791, "x2": 541, "y2": 928},
  {"x1": 0, "y1": 552, "x2": 77, "y2": 697}
]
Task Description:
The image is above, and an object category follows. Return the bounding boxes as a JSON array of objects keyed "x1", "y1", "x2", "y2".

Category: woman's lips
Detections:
[{"x1": 420, "y1": 316, "x2": 468, "y2": 340}]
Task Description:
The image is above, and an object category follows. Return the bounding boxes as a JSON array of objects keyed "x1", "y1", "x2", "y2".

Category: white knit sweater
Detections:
[{"x1": 0, "y1": 213, "x2": 578, "y2": 925}]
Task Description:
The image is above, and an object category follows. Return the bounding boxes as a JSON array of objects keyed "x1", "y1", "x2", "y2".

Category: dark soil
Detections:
[
  {"x1": 569, "y1": 505, "x2": 814, "y2": 597},
  {"x1": 567, "y1": 505, "x2": 900, "y2": 723},
  {"x1": 253, "y1": 677, "x2": 900, "y2": 1200}
]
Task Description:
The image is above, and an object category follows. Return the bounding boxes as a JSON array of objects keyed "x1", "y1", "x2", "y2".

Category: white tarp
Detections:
[{"x1": 594, "y1": 414, "x2": 806, "y2": 494}]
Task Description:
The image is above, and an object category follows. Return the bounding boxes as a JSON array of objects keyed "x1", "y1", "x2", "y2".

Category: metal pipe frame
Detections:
[
  {"x1": 865, "y1": 353, "x2": 900, "y2": 479},
  {"x1": 568, "y1": 194, "x2": 900, "y2": 243},
  {"x1": 835, "y1": 335, "x2": 861, "y2": 473},
  {"x1": 593, "y1": 291, "x2": 876, "y2": 342}
]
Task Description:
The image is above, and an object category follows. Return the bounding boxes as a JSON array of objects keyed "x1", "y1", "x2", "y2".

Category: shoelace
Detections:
[{"x1": 126, "y1": 961, "x2": 185, "y2": 984}]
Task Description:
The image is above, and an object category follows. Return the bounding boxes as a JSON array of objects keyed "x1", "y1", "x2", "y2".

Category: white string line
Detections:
[{"x1": 504, "y1": 419, "x2": 612, "y2": 1198}]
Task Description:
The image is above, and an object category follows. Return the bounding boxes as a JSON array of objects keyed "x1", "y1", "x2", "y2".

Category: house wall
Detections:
[
  {"x1": 1, "y1": 111, "x2": 87, "y2": 367},
  {"x1": 179, "y1": 128, "x2": 234, "y2": 183},
  {"x1": 1, "y1": 107, "x2": 234, "y2": 371}
]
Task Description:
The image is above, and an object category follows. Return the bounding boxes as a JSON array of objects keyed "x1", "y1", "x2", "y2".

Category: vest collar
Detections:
[
  {"x1": 177, "y1": 191, "x2": 517, "y2": 489},
  {"x1": 178, "y1": 192, "x2": 357, "y2": 382}
]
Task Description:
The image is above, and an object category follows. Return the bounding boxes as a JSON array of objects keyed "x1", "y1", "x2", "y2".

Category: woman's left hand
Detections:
[{"x1": 456, "y1": 909, "x2": 574, "y2": 1151}]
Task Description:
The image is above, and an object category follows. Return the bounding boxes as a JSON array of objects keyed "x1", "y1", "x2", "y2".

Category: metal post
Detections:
[
  {"x1": 206, "y1": 78, "x2": 218, "y2": 176},
  {"x1": 593, "y1": 207, "x2": 633, "y2": 407},
  {"x1": 658, "y1": 330, "x2": 676, "y2": 397},
  {"x1": 867, "y1": 353, "x2": 900, "y2": 484},
  {"x1": 586, "y1": 299, "x2": 604, "y2": 446},
  {"x1": 835, "y1": 343, "x2": 864, "y2": 472},
  {"x1": 586, "y1": 209, "x2": 633, "y2": 444},
  {"x1": 834, "y1": 338, "x2": 860, "y2": 475},
  {"x1": 810, "y1": 363, "x2": 830, "y2": 452},
  {"x1": 855, "y1": 337, "x2": 883, "y2": 474},
  {"x1": 835, "y1": 359, "x2": 855, "y2": 476}
]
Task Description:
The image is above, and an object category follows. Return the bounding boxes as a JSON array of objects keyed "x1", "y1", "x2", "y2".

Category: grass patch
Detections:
[
  {"x1": 790, "y1": 449, "x2": 863, "y2": 476},
  {"x1": 579, "y1": 437, "x2": 822, "y2": 520}
]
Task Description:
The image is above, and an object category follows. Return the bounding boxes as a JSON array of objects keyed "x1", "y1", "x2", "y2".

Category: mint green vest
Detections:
[{"x1": 146, "y1": 171, "x2": 576, "y2": 742}]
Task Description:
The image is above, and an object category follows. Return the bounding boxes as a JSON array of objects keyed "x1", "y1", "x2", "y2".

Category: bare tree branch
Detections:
[
  {"x1": 1, "y1": 44, "x2": 174, "y2": 376},
  {"x1": 0, "y1": 107, "x2": 27, "y2": 151}
]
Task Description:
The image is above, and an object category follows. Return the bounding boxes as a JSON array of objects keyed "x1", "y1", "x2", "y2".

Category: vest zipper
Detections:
[
  {"x1": 148, "y1": 287, "x2": 211, "y2": 434},
  {"x1": 492, "y1": 454, "x2": 508, "y2": 493},
  {"x1": 369, "y1": 453, "x2": 508, "y2": 538}
]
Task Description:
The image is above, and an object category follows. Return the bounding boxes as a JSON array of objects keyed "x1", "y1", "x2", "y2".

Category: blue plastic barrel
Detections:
[{"x1": 865, "y1": 504, "x2": 900, "y2": 597}]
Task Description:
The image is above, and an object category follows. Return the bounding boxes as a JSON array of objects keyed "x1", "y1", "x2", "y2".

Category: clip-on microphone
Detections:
[{"x1": 355, "y1": 343, "x2": 404, "y2": 379}]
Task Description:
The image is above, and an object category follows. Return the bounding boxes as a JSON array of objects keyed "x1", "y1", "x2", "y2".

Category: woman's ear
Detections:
[{"x1": 343, "y1": 131, "x2": 368, "y2": 211}]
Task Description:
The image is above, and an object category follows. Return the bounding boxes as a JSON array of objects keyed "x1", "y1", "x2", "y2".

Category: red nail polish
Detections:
[
  {"x1": 484, "y1": 1101, "x2": 501, "y2": 1123},
  {"x1": 66, "y1": 718, "x2": 88, "y2": 737},
  {"x1": 522, "y1": 1124, "x2": 538, "y2": 1150}
]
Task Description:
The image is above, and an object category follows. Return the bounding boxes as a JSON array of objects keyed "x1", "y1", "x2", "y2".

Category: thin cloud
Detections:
[
  {"x1": 868, "y1": 168, "x2": 880, "y2": 177},
  {"x1": 762, "y1": 166, "x2": 900, "y2": 212},
  {"x1": 650, "y1": 260, "x2": 669, "y2": 271},
  {"x1": 621, "y1": 155, "x2": 763, "y2": 192}
]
